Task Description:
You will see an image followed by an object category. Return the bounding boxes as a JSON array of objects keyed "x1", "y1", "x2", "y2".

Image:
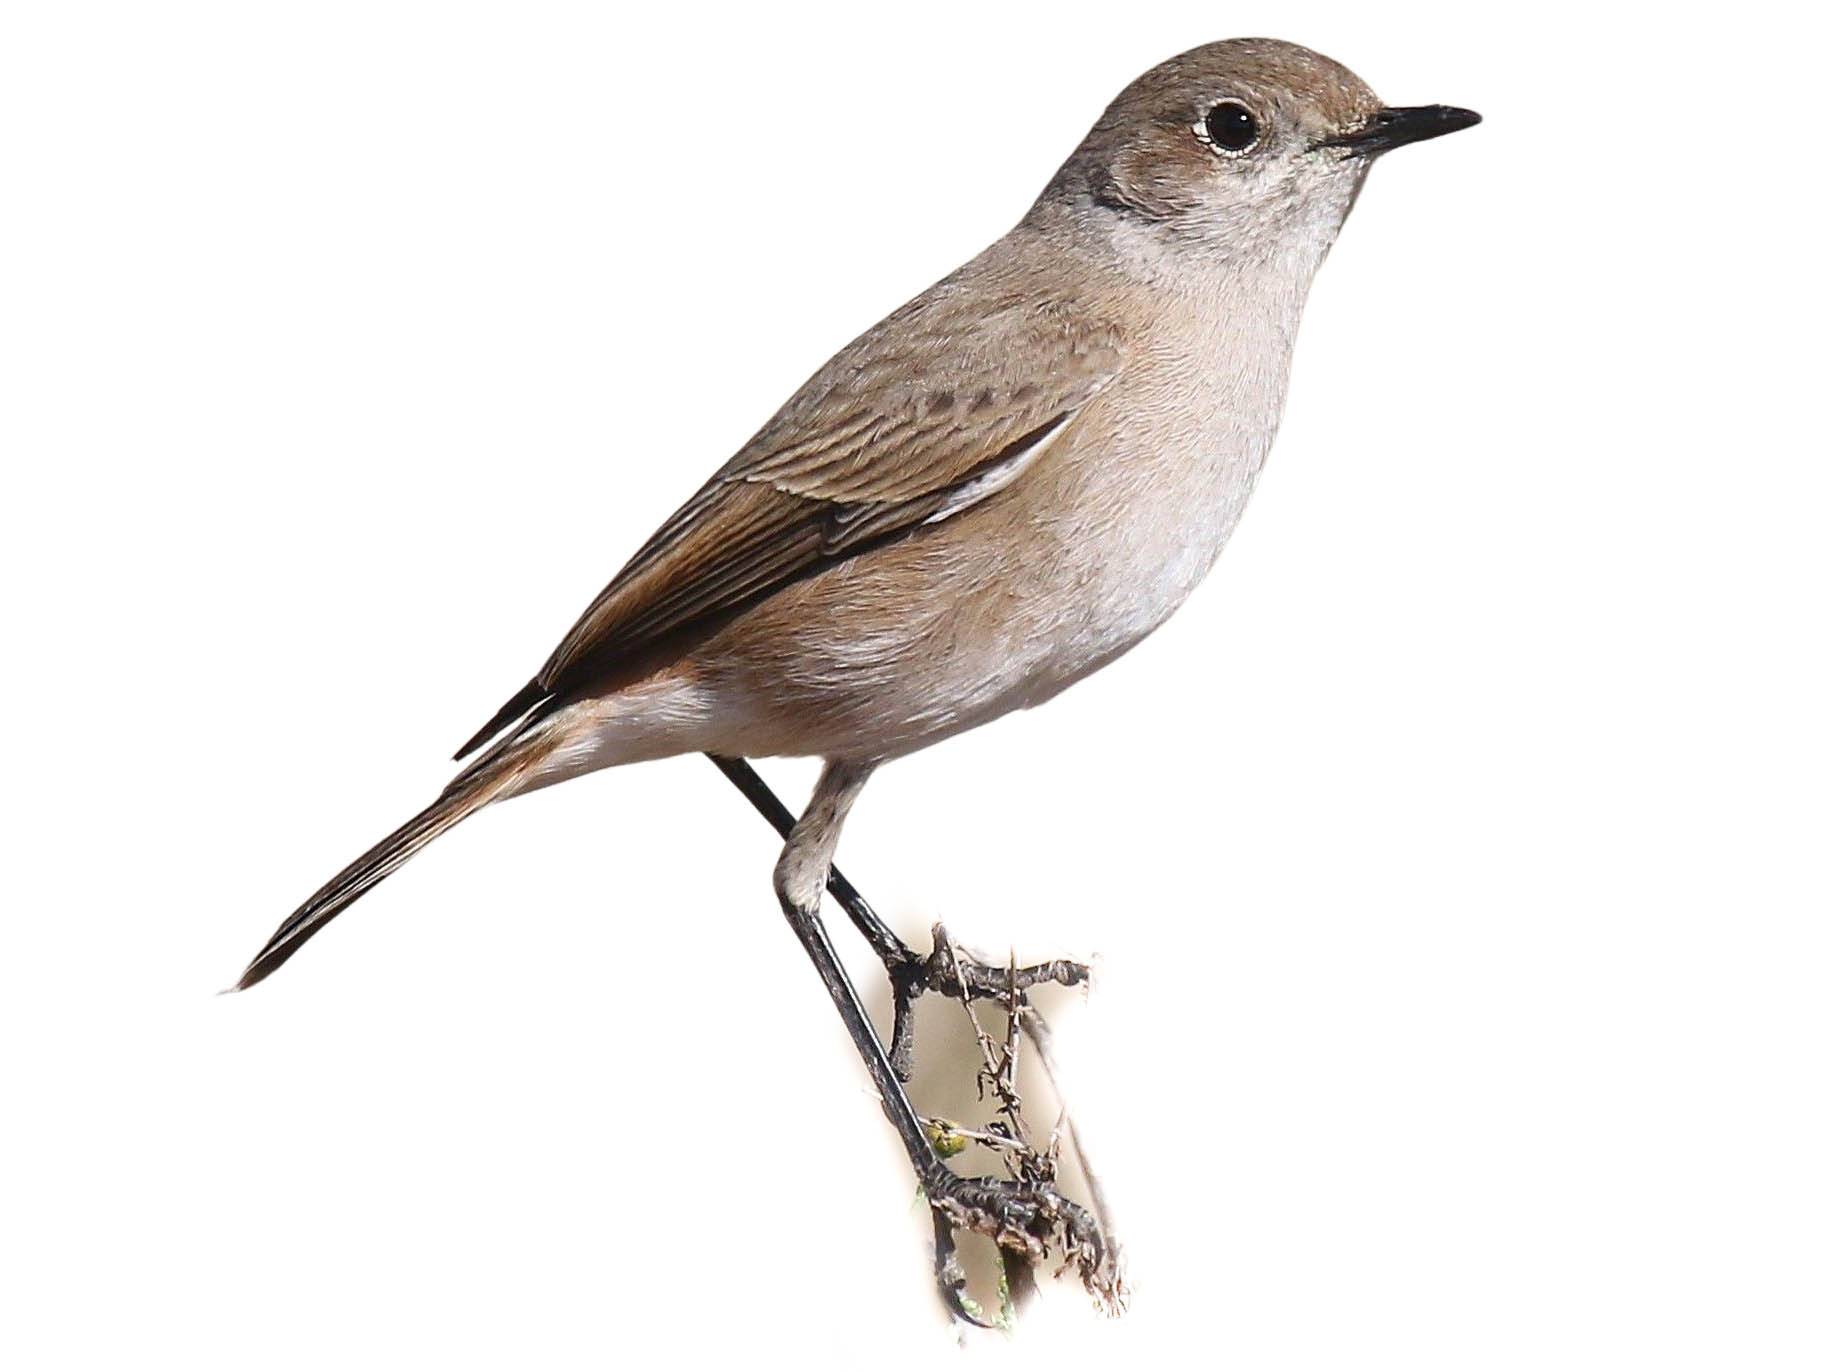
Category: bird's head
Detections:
[{"x1": 1041, "y1": 38, "x2": 1479, "y2": 276}]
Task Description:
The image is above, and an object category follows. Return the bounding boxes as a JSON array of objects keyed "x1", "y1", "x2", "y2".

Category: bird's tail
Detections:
[{"x1": 230, "y1": 725, "x2": 561, "y2": 992}]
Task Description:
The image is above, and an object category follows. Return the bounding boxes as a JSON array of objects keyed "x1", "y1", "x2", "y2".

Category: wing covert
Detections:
[{"x1": 455, "y1": 296, "x2": 1122, "y2": 759}]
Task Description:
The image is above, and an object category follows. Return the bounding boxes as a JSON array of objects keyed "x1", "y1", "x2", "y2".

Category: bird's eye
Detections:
[{"x1": 1200, "y1": 100, "x2": 1261, "y2": 155}]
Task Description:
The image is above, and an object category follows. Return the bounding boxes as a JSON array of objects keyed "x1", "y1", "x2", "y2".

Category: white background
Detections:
[{"x1": 4, "y1": 2, "x2": 1824, "y2": 1367}]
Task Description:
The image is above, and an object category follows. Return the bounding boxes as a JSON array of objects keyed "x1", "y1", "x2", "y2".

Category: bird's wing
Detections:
[{"x1": 455, "y1": 295, "x2": 1123, "y2": 759}]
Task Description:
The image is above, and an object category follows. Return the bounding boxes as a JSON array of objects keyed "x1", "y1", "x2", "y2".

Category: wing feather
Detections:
[{"x1": 454, "y1": 295, "x2": 1122, "y2": 758}]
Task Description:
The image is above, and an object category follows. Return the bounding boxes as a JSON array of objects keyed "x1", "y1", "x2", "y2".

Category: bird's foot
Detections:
[{"x1": 926, "y1": 1168, "x2": 1125, "y2": 1326}]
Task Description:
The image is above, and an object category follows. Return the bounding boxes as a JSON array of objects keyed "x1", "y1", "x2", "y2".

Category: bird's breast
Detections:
[{"x1": 1025, "y1": 332, "x2": 1291, "y2": 664}]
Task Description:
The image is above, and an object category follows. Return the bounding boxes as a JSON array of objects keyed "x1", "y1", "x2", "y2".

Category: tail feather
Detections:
[{"x1": 232, "y1": 729, "x2": 556, "y2": 991}]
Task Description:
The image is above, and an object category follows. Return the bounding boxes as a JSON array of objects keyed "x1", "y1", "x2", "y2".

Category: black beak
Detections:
[{"x1": 1321, "y1": 104, "x2": 1482, "y2": 158}]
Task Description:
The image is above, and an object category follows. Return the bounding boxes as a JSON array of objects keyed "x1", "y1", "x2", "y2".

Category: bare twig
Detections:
[{"x1": 910, "y1": 923, "x2": 1126, "y2": 1318}]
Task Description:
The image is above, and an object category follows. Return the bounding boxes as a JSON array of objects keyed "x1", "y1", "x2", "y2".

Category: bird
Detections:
[{"x1": 233, "y1": 37, "x2": 1479, "y2": 1317}]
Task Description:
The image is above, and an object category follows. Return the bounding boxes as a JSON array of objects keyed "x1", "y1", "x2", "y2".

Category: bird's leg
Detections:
[
  {"x1": 709, "y1": 752, "x2": 913, "y2": 968},
  {"x1": 708, "y1": 753, "x2": 1092, "y2": 1082},
  {"x1": 765, "y1": 758, "x2": 1121, "y2": 1322}
]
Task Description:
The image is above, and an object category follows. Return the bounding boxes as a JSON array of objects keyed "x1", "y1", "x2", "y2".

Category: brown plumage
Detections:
[
  {"x1": 231, "y1": 39, "x2": 1478, "y2": 1318},
  {"x1": 234, "y1": 36, "x2": 1478, "y2": 1018},
  {"x1": 455, "y1": 298, "x2": 1124, "y2": 760}
]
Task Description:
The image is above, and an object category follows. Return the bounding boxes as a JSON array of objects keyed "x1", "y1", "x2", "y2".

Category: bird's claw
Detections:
[{"x1": 926, "y1": 1170, "x2": 1125, "y2": 1323}]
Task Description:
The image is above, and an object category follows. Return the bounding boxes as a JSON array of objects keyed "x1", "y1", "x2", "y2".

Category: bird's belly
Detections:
[
  {"x1": 1008, "y1": 437, "x2": 1267, "y2": 697},
  {"x1": 683, "y1": 426, "x2": 1270, "y2": 761}
]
